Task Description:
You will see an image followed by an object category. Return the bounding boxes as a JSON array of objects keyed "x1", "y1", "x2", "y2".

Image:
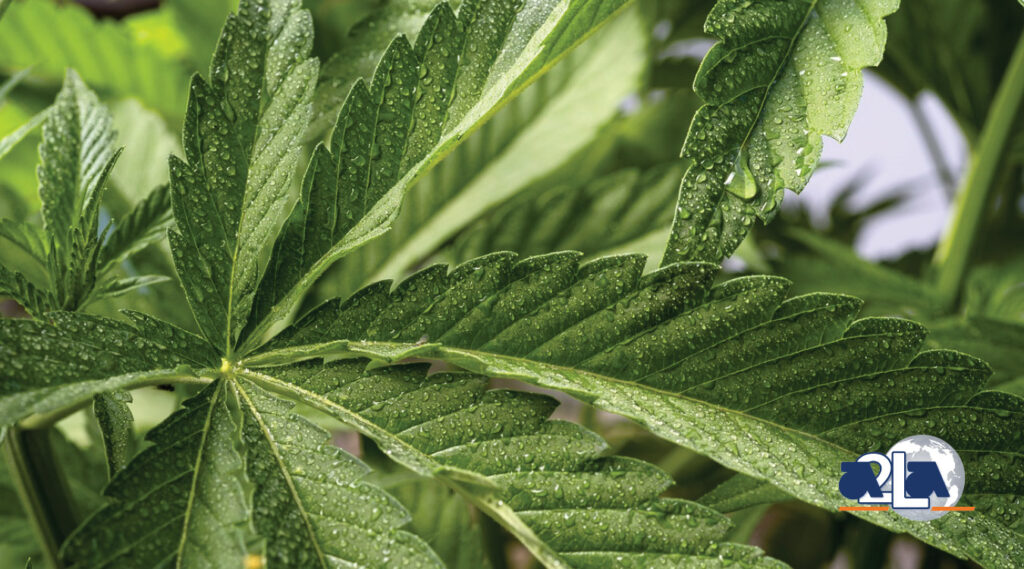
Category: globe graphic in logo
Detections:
[{"x1": 882, "y1": 434, "x2": 965, "y2": 520}]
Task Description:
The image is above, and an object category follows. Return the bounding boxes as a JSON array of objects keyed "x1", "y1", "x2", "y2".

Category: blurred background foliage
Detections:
[{"x1": 0, "y1": 0, "x2": 1022, "y2": 568}]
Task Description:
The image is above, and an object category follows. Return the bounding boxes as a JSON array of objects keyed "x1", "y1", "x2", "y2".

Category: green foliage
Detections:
[
  {"x1": 247, "y1": 251, "x2": 1024, "y2": 568},
  {"x1": 62, "y1": 381, "x2": 250, "y2": 568},
  {"x1": 0, "y1": 72, "x2": 169, "y2": 316},
  {"x1": 1, "y1": 0, "x2": 1022, "y2": 567},
  {"x1": 166, "y1": 0, "x2": 319, "y2": 351},
  {"x1": 316, "y1": 7, "x2": 649, "y2": 300},
  {"x1": 237, "y1": 361, "x2": 784, "y2": 568},
  {"x1": 663, "y1": 0, "x2": 900, "y2": 265},
  {"x1": 0, "y1": 312, "x2": 201, "y2": 427},
  {"x1": 0, "y1": 0, "x2": 191, "y2": 120},
  {"x1": 238, "y1": 0, "x2": 637, "y2": 352}
]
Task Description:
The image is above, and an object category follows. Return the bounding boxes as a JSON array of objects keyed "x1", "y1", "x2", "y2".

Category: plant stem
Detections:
[
  {"x1": 908, "y1": 97, "x2": 956, "y2": 199},
  {"x1": 2, "y1": 428, "x2": 76, "y2": 569},
  {"x1": 932, "y1": 29, "x2": 1024, "y2": 309}
]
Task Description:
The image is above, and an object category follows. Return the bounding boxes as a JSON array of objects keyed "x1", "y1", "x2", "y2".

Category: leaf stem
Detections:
[
  {"x1": 932, "y1": 29, "x2": 1024, "y2": 309},
  {"x1": 2, "y1": 428, "x2": 76, "y2": 569}
]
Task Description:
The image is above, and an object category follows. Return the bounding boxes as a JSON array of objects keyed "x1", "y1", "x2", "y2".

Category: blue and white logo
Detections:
[{"x1": 839, "y1": 434, "x2": 967, "y2": 520}]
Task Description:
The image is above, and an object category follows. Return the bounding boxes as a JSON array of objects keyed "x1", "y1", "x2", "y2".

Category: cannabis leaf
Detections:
[
  {"x1": 62, "y1": 381, "x2": 251, "y2": 569},
  {"x1": 236, "y1": 361, "x2": 785, "y2": 568},
  {"x1": 237, "y1": 380, "x2": 444, "y2": 568},
  {"x1": 0, "y1": 312, "x2": 208, "y2": 427},
  {"x1": 167, "y1": 0, "x2": 319, "y2": 351},
  {"x1": 319, "y1": 6, "x2": 649, "y2": 299},
  {"x1": 247, "y1": 252, "x2": 1024, "y2": 568},
  {"x1": 662, "y1": 0, "x2": 900, "y2": 265},
  {"x1": 0, "y1": 72, "x2": 170, "y2": 315},
  {"x1": 63, "y1": 378, "x2": 445, "y2": 568},
  {"x1": 451, "y1": 162, "x2": 683, "y2": 271},
  {"x1": 237, "y1": 0, "x2": 636, "y2": 352}
]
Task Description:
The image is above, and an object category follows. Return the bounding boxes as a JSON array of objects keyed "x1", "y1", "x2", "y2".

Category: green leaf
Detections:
[
  {"x1": 99, "y1": 185, "x2": 172, "y2": 272},
  {"x1": 246, "y1": 252, "x2": 1024, "y2": 568},
  {"x1": 27, "y1": 71, "x2": 127, "y2": 313},
  {"x1": 168, "y1": 0, "x2": 319, "y2": 351},
  {"x1": 385, "y1": 478, "x2": 494, "y2": 569},
  {"x1": 332, "y1": 7, "x2": 649, "y2": 296},
  {"x1": 234, "y1": 379, "x2": 444, "y2": 568},
  {"x1": 92, "y1": 392, "x2": 134, "y2": 477},
  {"x1": 61, "y1": 381, "x2": 250, "y2": 569},
  {"x1": 94, "y1": 275, "x2": 172, "y2": 302},
  {"x1": 38, "y1": 71, "x2": 117, "y2": 255},
  {"x1": 237, "y1": 0, "x2": 637, "y2": 353},
  {"x1": 0, "y1": 312, "x2": 206, "y2": 427},
  {"x1": 237, "y1": 362, "x2": 785, "y2": 569},
  {"x1": 57, "y1": 375, "x2": 449, "y2": 569},
  {"x1": 663, "y1": 0, "x2": 900, "y2": 266},
  {"x1": 0, "y1": 0, "x2": 190, "y2": 120}
]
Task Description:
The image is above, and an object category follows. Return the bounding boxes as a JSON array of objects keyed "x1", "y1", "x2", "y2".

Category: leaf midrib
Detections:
[
  {"x1": 235, "y1": 380, "x2": 331, "y2": 569},
  {"x1": 241, "y1": 340, "x2": 861, "y2": 461},
  {"x1": 174, "y1": 380, "x2": 227, "y2": 569},
  {"x1": 235, "y1": 367, "x2": 574, "y2": 569}
]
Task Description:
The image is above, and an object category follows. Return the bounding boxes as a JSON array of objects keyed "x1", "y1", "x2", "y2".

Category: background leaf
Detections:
[
  {"x1": 0, "y1": 0, "x2": 191, "y2": 121},
  {"x1": 317, "y1": 6, "x2": 649, "y2": 300},
  {"x1": 238, "y1": 0, "x2": 636, "y2": 352}
]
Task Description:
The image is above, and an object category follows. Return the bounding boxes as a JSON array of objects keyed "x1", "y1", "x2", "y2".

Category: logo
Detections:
[{"x1": 838, "y1": 434, "x2": 972, "y2": 520}]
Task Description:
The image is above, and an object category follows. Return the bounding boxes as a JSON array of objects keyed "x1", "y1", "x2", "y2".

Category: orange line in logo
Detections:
[
  {"x1": 931, "y1": 506, "x2": 975, "y2": 511},
  {"x1": 838, "y1": 506, "x2": 889, "y2": 511}
]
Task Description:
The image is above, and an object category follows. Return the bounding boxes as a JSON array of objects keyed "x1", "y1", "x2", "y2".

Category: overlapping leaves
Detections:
[
  {"x1": 3, "y1": 0, "x2": 1017, "y2": 567},
  {"x1": 238, "y1": 360, "x2": 785, "y2": 568},
  {"x1": 247, "y1": 251, "x2": 1024, "y2": 568},
  {"x1": 237, "y1": 0, "x2": 636, "y2": 351},
  {"x1": 663, "y1": 0, "x2": 900, "y2": 265},
  {"x1": 317, "y1": 5, "x2": 649, "y2": 299},
  {"x1": 0, "y1": 72, "x2": 169, "y2": 316},
  {"x1": 62, "y1": 379, "x2": 445, "y2": 568},
  {"x1": 166, "y1": 0, "x2": 319, "y2": 351}
]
